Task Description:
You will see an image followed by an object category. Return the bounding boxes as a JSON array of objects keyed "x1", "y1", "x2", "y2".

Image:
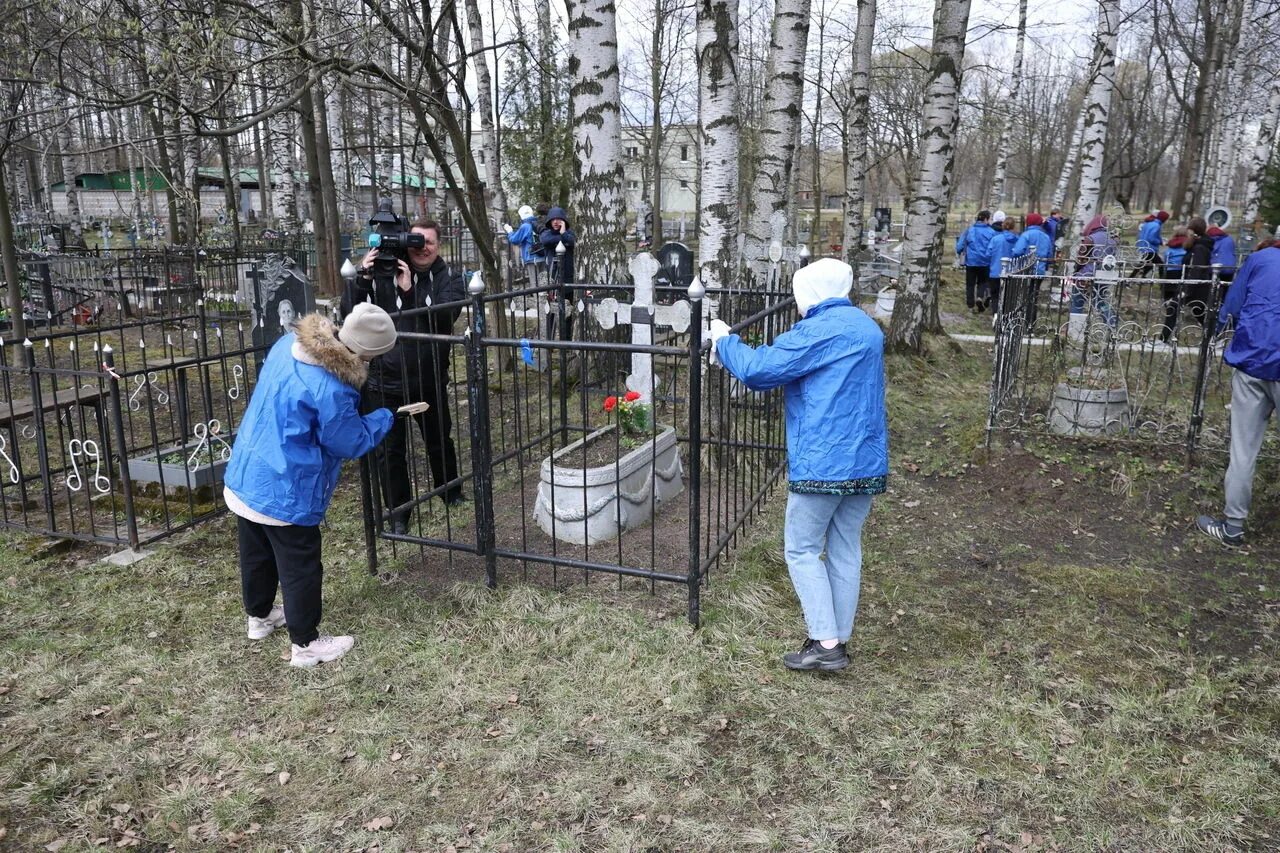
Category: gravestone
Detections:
[
  {"x1": 591, "y1": 253, "x2": 692, "y2": 402},
  {"x1": 249, "y1": 256, "x2": 315, "y2": 358},
  {"x1": 654, "y1": 242, "x2": 695, "y2": 292}
]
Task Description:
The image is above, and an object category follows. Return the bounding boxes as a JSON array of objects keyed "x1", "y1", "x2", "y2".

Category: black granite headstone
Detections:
[{"x1": 654, "y1": 241, "x2": 694, "y2": 291}]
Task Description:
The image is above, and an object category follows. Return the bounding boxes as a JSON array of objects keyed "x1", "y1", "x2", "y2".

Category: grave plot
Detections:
[{"x1": 361, "y1": 246, "x2": 799, "y2": 625}]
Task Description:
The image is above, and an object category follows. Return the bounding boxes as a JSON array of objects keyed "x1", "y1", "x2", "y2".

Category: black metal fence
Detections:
[
  {"x1": 359, "y1": 264, "x2": 796, "y2": 626},
  {"x1": 987, "y1": 248, "x2": 1278, "y2": 462}
]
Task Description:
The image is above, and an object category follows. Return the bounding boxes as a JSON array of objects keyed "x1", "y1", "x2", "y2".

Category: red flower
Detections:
[
  {"x1": 624, "y1": 391, "x2": 642, "y2": 402},
  {"x1": 603, "y1": 396, "x2": 618, "y2": 412}
]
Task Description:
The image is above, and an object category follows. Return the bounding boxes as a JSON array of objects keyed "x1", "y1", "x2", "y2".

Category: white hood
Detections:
[{"x1": 793, "y1": 258, "x2": 854, "y2": 317}]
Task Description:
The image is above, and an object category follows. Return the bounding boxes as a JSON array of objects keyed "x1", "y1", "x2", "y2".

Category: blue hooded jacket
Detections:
[
  {"x1": 1137, "y1": 218, "x2": 1164, "y2": 253},
  {"x1": 987, "y1": 228, "x2": 1019, "y2": 279},
  {"x1": 1218, "y1": 246, "x2": 1280, "y2": 381},
  {"x1": 224, "y1": 315, "x2": 394, "y2": 525},
  {"x1": 1208, "y1": 228, "x2": 1237, "y2": 277},
  {"x1": 1044, "y1": 215, "x2": 1062, "y2": 247},
  {"x1": 715, "y1": 258, "x2": 888, "y2": 493},
  {"x1": 1012, "y1": 225, "x2": 1053, "y2": 275},
  {"x1": 955, "y1": 221, "x2": 995, "y2": 267},
  {"x1": 538, "y1": 206, "x2": 577, "y2": 283},
  {"x1": 508, "y1": 214, "x2": 538, "y2": 264}
]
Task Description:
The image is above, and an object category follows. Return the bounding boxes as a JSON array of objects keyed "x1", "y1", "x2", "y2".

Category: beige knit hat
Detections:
[{"x1": 339, "y1": 302, "x2": 397, "y2": 358}]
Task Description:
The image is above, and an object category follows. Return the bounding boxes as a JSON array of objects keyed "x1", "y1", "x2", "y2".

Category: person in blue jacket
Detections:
[
  {"x1": 1012, "y1": 213, "x2": 1054, "y2": 326},
  {"x1": 504, "y1": 204, "x2": 540, "y2": 277},
  {"x1": 709, "y1": 258, "x2": 888, "y2": 672},
  {"x1": 1131, "y1": 210, "x2": 1169, "y2": 278},
  {"x1": 1045, "y1": 207, "x2": 1066, "y2": 255},
  {"x1": 985, "y1": 214, "x2": 1019, "y2": 314},
  {"x1": 1197, "y1": 240, "x2": 1280, "y2": 547},
  {"x1": 955, "y1": 210, "x2": 994, "y2": 312},
  {"x1": 1159, "y1": 226, "x2": 1190, "y2": 344},
  {"x1": 1207, "y1": 224, "x2": 1237, "y2": 284},
  {"x1": 538, "y1": 206, "x2": 578, "y2": 339},
  {"x1": 224, "y1": 304, "x2": 398, "y2": 667}
]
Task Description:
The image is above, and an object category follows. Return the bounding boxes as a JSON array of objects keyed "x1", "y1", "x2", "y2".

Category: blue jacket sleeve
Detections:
[
  {"x1": 1218, "y1": 255, "x2": 1254, "y2": 326},
  {"x1": 716, "y1": 327, "x2": 829, "y2": 391},
  {"x1": 955, "y1": 227, "x2": 968, "y2": 256},
  {"x1": 1012, "y1": 234, "x2": 1031, "y2": 257},
  {"x1": 317, "y1": 390, "x2": 395, "y2": 460},
  {"x1": 509, "y1": 222, "x2": 533, "y2": 247}
]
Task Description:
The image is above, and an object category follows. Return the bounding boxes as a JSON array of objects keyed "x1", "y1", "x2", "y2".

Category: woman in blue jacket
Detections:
[
  {"x1": 224, "y1": 305, "x2": 397, "y2": 667},
  {"x1": 986, "y1": 217, "x2": 1020, "y2": 314},
  {"x1": 710, "y1": 258, "x2": 888, "y2": 672}
]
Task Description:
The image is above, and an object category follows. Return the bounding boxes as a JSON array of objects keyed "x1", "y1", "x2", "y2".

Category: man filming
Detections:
[{"x1": 343, "y1": 218, "x2": 467, "y2": 532}]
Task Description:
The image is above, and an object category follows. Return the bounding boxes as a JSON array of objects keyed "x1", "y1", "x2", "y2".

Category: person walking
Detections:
[
  {"x1": 985, "y1": 213, "x2": 1019, "y2": 315},
  {"x1": 955, "y1": 210, "x2": 995, "y2": 312},
  {"x1": 709, "y1": 258, "x2": 888, "y2": 672},
  {"x1": 1183, "y1": 217, "x2": 1218, "y2": 329},
  {"x1": 1012, "y1": 213, "x2": 1054, "y2": 327},
  {"x1": 1197, "y1": 241, "x2": 1280, "y2": 547},
  {"x1": 1131, "y1": 210, "x2": 1169, "y2": 278},
  {"x1": 224, "y1": 304, "x2": 398, "y2": 667},
  {"x1": 1160, "y1": 225, "x2": 1190, "y2": 344},
  {"x1": 1071, "y1": 214, "x2": 1118, "y2": 327},
  {"x1": 344, "y1": 218, "x2": 467, "y2": 532},
  {"x1": 504, "y1": 204, "x2": 540, "y2": 281}
]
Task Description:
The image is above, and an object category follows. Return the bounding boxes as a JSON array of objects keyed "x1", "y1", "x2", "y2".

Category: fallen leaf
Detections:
[
  {"x1": 903, "y1": 500, "x2": 920, "y2": 508},
  {"x1": 363, "y1": 816, "x2": 394, "y2": 831},
  {"x1": 125, "y1": 678, "x2": 143, "y2": 686},
  {"x1": 46, "y1": 841, "x2": 69, "y2": 852},
  {"x1": 110, "y1": 803, "x2": 132, "y2": 813},
  {"x1": 277, "y1": 771, "x2": 291, "y2": 786},
  {"x1": 390, "y1": 751, "x2": 402, "y2": 762}
]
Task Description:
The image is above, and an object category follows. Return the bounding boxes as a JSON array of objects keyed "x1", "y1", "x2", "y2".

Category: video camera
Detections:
[{"x1": 366, "y1": 198, "x2": 424, "y2": 283}]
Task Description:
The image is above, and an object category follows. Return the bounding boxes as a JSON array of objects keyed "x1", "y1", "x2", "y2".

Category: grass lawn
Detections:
[{"x1": 1, "y1": 334, "x2": 1277, "y2": 852}]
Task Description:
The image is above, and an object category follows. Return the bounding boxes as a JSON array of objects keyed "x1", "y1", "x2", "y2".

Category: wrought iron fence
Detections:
[
  {"x1": 987, "y1": 249, "x2": 1278, "y2": 463},
  {"x1": 358, "y1": 259, "x2": 795, "y2": 625}
]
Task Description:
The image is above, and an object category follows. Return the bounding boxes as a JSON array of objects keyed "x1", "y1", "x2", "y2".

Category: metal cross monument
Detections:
[{"x1": 591, "y1": 253, "x2": 692, "y2": 402}]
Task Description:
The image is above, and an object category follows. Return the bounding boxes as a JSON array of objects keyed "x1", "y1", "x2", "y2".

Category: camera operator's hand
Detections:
[
  {"x1": 360, "y1": 248, "x2": 378, "y2": 271},
  {"x1": 395, "y1": 259, "x2": 412, "y2": 293}
]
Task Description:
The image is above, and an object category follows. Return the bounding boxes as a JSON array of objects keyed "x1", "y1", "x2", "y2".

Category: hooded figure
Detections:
[
  {"x1": 538, "y1": 206, "x2": 577, "y2": 284},
  {"x1": 1207, "y1": 226, "x2": 1237, "y2": 279},
  {"x1": 225, "y1": 309, "x2": 397, "y2": 668},
  {"x1": 708, "y1": 258, "x2": 888, "y2": 673},
  {"x1": 506, "y1": 205, "x2": 539, "y2": 265},
  {"x1": 1013, "y1": 213, "x2": 1053, "y2": 276}
]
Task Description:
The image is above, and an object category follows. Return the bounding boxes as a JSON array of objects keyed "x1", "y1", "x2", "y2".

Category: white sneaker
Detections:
[
  {"x1": 246, "y1": 604, "x2": 287, "y2": 640},
  {"x1": 289, "y1": 635, "x2": 355, "y2": 668}
]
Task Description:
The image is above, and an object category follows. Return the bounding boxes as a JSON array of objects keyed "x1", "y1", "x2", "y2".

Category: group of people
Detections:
[
  {"x1": 955, "y1": 208, "x2": 1067, "y2": 316},
  {"x1": 505, "y1": 203, "x2": 578, "y2": 339}
]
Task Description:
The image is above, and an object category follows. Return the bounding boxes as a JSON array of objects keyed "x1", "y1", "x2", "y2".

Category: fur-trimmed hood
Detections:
[{"x1": 292, "y1": 313, "x2": 368, "y2": 389}]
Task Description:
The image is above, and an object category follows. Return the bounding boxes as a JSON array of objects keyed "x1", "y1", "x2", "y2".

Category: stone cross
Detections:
[{"x1": 592, "y1": 253, "x2": 692, "y2": 402}]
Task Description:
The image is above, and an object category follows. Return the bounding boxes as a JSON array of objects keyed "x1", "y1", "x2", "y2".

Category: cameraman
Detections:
[{"x1": 342, "y1": 219, "x2": 467, "y2": 531}]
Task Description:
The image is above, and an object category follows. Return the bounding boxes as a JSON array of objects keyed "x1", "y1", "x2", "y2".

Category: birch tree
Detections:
[
  {"x1": 1052, "y1": 102, "x2": 1086, "y2": 211},
  {"x1": 987, "y1": 0, "x2": 1027, "y2": 209},
  {"x1": 568, "y1": 0, "x2": 627, "y2": 285},
  {"x1": 740, "y1": 0, "x2": 812, "y2": 283},
  {"x1": 464, "y1": 0, "x2": 508, "y2": 224},
  {"x1": 1070, "y1": 0, "x2": 1120, "y2": 238},
  {"x1": 842, "y1": 0, "x2": 877, "y2": 273},
  {"x1": 695, "y1": 0, "x2": 739, "y2": 295},
  {"x1": 1242, "y1": 75, "x2": 1280, "y2": 229},
  {"x1": 885, "y1": 0, "x2": 971, "y2": 353}
]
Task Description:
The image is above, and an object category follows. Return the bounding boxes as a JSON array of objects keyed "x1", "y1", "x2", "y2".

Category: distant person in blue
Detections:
[
  {"x1": 955, "y1": 210, "x2": 994, "y2": 312},
  {"x1": 1012, "y1": 213, "x2": 1054, "y2": 326},
  {"x1": 709, "y1": 258, "x2": 888, "y2": 673},
  {"x1": 1131, "y1": 210, "x2": 1169, "y2": 278},
  {"x1": 504, "y1": 205, "x2": 540, "y2": 280},
  {"x1": 985, "y1": 212, "x2": 1019, "y2": 315},
  {"x1": 1197, "y1": 239, "x2": 1280, "y2": 547},
  {"x1": 1208, "y1": 222, "x2": 1238, "y2": 286},
  {"x1": 224, "y1": 304, "x2": 398, "y2": 668},
  {"x1": 1045, "y1": 207, "x2": 1066, "y2": 258},
  {"x1": 1160, "y1": 225, "x2": 1191, "y2": 344}
]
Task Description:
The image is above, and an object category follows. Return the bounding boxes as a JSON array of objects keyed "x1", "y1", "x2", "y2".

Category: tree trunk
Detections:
[
  {"x1": 1242, "y1": 75, "x2": 1280, "y2": 230},
  {"x1": 741, "y1": 0, "x2": 812, "y2": 284},
  {"x1": 695, "y1": 0, "x2": 739, "y2": 295},
  {"x1": 58, "y1": 101, "x2": 86, "y2": 247},
  {"x1": 537, "y1": 0, "x2": 557, "y2": 204},
  {"x1": 314, "y1": 78, "x2": 343, "y2": 282},
  {"x1": 568, "y1": 0, "x2": 628, "y2": 285},
  {"x1": 1052, "y1": 107, "x2": 1086, "y2": 212},
  {"x1": 987, "y1": 0, "x2": 1027, "y2": 209},
  {"x1": 0, "y1": 157, "x2": 26, "y2": 339},
  {"x1": 1209, "y1": 0, "x2": 1251, "y2": 206},
  {"x1": 650, "y1": 0, "x2": 664, "y2": 246},
  {"x1": 298, "y1": 81, "x2": 332, "y2": 292},
  {"x1": 811, "y1": 14, "x2": 825, "y2": 257},
  {"x1": 842, "y1": 0, "x2": 877, "y2": 275},
  {"x1": 885, "y1": 0, "x2": 972, "y2": 353},
  {"x1": 272, "y1": 111, "x2": 298, "y2": 230},
  {"x1": 1070, "y1": 0, "x2": 1120, "y2": 238},
  {"x1": 464, "y1": 0, "x2": 507, "y2": 225}
]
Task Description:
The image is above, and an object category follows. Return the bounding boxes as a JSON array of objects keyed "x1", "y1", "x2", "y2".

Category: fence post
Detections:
[
  {"x1": 465, "y1": 273, "x2": 498, "y2": 589},
  {"x1": 359, "y1": 454, "x2": 379, "y2": 576},
  {"x1": 23, "y1": 339, "x2": 55, "y2": 530},
  {"x1": 554, "y1": 242, "x2": 569, "y2": 446},
  {"x1": 1186, "y1": 266, "x2": 1222, "y2": 463},
  {"x1": 102, "y1": 346, "x2": 140, "y2": 550},
  {"x1": 686, "y1": 279, "x2": 705, "y2": 628}
]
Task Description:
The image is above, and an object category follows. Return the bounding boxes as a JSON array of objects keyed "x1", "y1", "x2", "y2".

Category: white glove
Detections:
[
  {"x1": 503, "y1": 223, "x2": 513, "y2": 235},
  {"x1": 707, "y1": 319, "x2": 731, "y2": 367}
]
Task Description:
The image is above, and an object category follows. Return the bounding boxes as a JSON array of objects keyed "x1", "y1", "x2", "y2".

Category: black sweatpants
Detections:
[
  {"x1": 238, "y1": 516, "x2": 323, "y2": 647},
  {"x1": 964, "y1": 266, "x2": 989, "y2": 308}
]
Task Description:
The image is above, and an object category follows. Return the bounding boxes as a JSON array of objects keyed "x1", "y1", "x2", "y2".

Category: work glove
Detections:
[
  {"x1": 707, "y1": 319, "x2": 731, "y2": 367},
  {"x1": 503, "y1": 223, "x2": 513, "y2": 235}
]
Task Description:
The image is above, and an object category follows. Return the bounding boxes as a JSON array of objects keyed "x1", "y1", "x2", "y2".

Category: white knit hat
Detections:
[
  {"x1": 992, "y1": 210, "x2": 1007, "y2": 224},
  {"x1": 339, "y1": 303, "x2": 397, "y2": 358},
  {"x1": 518, "y1": 205, "x2": 535, "y2": 220}
]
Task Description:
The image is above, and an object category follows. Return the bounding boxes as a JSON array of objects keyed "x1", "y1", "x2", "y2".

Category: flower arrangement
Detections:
[{"x1": 603, "y1": 390, "x2": 652, "y2": 437}]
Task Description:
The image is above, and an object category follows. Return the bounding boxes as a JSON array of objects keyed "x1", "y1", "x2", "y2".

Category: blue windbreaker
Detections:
[
  {"x1": 955, "y1": 221, "x2": 995, "y2": 267},
  {"x1": 1218, "y1": 247, "x2": 1280, "y2": 381},
  {"x1": 987, "y1": 229, "x2": 1019, "y2": 278},
  {"x1": 1137, "y1": 219, "x2": 1163, "y2": 253},
  {"x1": 1012, "y1": 226, "x2": 1054, "y2": 275},
  {"x1": 1209, "y1": 229, "x2": 1237, "y2": 276},
  {"x1": 225, "y1": 315, "x2": 394, "y2": 525},
  {"x1": 716, "y1": 297, "x2": 888, "y2": 492},
  {"x1": 1044, "y1": 216, "x2": 1062, "y2": 247},
  {"x1": 508, "y1": 215, "x2": 538, "y2": 264}
]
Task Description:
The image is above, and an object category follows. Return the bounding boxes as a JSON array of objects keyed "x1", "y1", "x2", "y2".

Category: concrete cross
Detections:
[{"x1": 591, "y1": 253, "x2": 692, "y2": 401}]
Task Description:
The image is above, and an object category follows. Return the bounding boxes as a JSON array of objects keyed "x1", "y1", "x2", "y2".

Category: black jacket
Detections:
[
  {"x1": 1186, "y1": 234, "x2": 1215, "y2": 282},
  {"x1": 341, "y1": 255, "x2": 466, "y2": 397}
]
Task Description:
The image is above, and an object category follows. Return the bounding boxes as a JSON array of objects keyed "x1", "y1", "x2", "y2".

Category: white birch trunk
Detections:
[
  {"x1": 1212, "y1": 0, "x2": 1253, "y2": 206},
  {"x1": 987, "y1": 0, "x2": 1027, "y2": 209},
  {"x1": 183, "y1": 88, "x2": 202, "y2": 240},
  {"x1": 1051, "y1": 106, "x2": 1086, "y2": 211},
  {"x1": 271, "y1": 112, "x2": 298, "y2": 230},
  {"x1": 741, "y1": 0, "x2": 812, "y2": 280},
  {"x1": 326, "y1": 81, "x2": 347, "y2": 224},
  {"x1": 1070, "y1": 0, "x2": 1120, "y2": 238},
  {"x1": 569, "y1": 0, "x2": 627, "y2": 285},
  {"x1": 1242, "y1": 75, "x2": 1280, "y2": 228},
  {"x1": 696, "y1": 0, "x2": 740, "y2": 294},
  {"x1": 58, "y1": 99, "x2": 85, "y2": 246},
  {"x1": 842, "y1": 0, "x2": 877, "y2": 270},
  {"x1": 886, "y1": 0, "x2": 972, "y2": 352},
  {"x1": 464, "y1": 0, "x2": 507, "y2": 225}
]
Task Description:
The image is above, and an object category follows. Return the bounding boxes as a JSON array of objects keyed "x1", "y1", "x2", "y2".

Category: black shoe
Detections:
[
  {"x1": 390, "y1": 515, "x2": 409, "y2": 535},
  {"x1": 1196, "y1": 515, "x2": 1243, "y2": 547},
  {"x1": 782, "y1": 638, "x2": 849, "y2": 672},
  {"x1": 443, "y1": 491, "x2": 469, "y2": 507}
]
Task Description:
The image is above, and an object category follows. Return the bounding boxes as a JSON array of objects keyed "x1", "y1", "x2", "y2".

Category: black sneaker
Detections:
[
  {"x1": 1196, "y1": 515, "x2": 1244, "y2": 548},
  {"x1": 782, "y1": 638, "x2": 849, "y2": 672}
]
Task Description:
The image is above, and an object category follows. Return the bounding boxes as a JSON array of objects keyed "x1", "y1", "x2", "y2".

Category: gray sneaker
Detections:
[
  {"x1": 246, "y1": 604, "x2": 287, "y2": 640},
  {"x1": 290, "y1": 635, "x2": 354, "y2": 668},
  {"x1": 782, "y1": 638, "x2": 849, "y2": 672},
  {"x1": 1196, "y1": 516, "x2": 1244, "y2": 547}
]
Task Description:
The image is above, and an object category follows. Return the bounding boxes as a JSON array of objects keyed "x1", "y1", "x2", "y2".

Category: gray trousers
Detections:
[{"x1": 1225, "y1": 370, "x2": 1280, "y2": 524}]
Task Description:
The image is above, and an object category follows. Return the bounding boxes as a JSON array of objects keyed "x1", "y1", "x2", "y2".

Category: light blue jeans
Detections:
[{"x1": 783, "y1": 492, "x2": 874, "y2": 642}]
